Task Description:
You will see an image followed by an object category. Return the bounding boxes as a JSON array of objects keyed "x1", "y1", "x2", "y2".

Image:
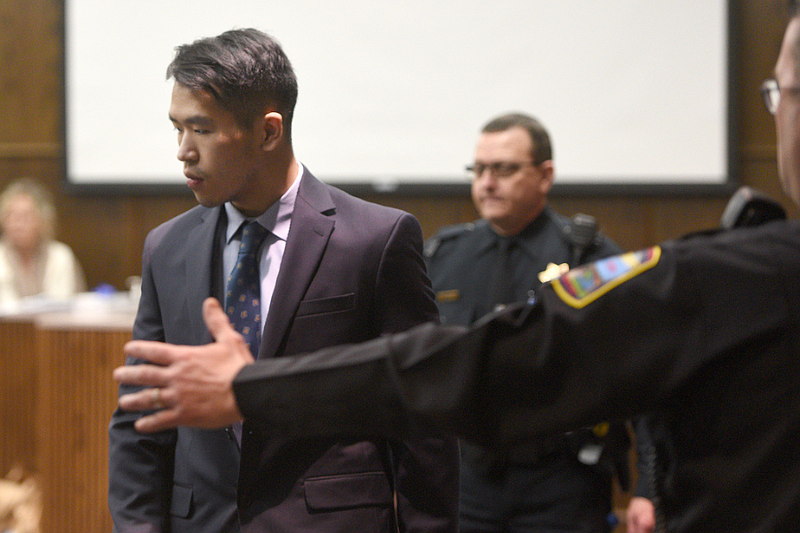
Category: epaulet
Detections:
[
  {"x1": 549, "y1": 210, "x2": 573, "y2": 240},
  {"x1": 424, "y1": 222, "x2": 475, "y2": 258}
]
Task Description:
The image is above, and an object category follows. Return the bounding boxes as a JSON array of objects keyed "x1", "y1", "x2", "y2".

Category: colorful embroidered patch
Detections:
[{"x1": 551, "y1": 246, "x2": 662, "y2": 308}]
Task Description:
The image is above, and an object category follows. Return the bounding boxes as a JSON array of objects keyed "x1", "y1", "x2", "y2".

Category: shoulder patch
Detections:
[{"x1": 551, "y1": 246, "x2": 662, "y2": 308}]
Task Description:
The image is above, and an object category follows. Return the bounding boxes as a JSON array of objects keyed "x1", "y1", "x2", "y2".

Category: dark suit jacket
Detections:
[{"x1": 108, "y1": 171, "x2": 459, "y2": 533}]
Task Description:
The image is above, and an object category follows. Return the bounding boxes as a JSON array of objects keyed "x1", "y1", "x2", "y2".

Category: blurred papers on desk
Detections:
[{"x1": 0, "y1": 289, "x2": 139, "y2": 319}]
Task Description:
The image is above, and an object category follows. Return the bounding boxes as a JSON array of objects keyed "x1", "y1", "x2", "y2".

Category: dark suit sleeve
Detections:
[
  {"x1": 373, "y1": 212, "x2": 439, "y2": 330},
  {"x1": 372, "y1": 212, "x2": 459, "y2": 533},
  {"x1": 108, "y1": 235, "x2": 176, "y2": 533}
]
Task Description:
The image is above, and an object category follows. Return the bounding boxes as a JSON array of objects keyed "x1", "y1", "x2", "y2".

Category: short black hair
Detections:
[
  {"x1": 481, "y1": 113, "x2": 553, "y2": 165},
  {"x1": 167, "y1": 28, "x2": 298, "y2": 136}
]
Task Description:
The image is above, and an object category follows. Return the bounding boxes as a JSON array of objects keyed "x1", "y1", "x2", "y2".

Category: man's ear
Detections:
[
  {"x1": 538, "y1": 159, "x2": 555, "y2": 194},
  {"x1": 261, "y1": 112, "x2": 284, "y2": 151}
]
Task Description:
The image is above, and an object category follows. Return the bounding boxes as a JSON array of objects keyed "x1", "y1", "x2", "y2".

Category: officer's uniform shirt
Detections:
[
  {"x1": 425, "y1": 207, "x2": 622, "y2": 326},
  {"x1": 424, "y1": 206, "x2": 626, "y2": 532}
]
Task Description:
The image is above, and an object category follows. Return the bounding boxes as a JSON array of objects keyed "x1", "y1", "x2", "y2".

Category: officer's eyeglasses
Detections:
[
  {"x1": 466, "y1": 161, "x2": 537, "y2": 179},
  {"x1": 761, "y1": 77, "x2": 800, "y2": 115}
]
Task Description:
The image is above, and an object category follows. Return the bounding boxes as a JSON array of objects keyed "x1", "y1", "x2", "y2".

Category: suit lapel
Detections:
[
  {"x1": 240, "y1": 175, "x2": 334, "y2": 499},
  {"x1": 259, "y1": 173, "x2": 335, "y2": 359},
  {"x1": 185, "y1": 207, "x2": 225, "y2": 345}
]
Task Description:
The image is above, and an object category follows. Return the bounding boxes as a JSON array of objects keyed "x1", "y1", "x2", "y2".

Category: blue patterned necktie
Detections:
[
  {"x1": 225, "y1": 220, "x2": 270, "y2": 358},
  {"x1": 225, "y1": 221, "x2": 269, "y2": 446}
]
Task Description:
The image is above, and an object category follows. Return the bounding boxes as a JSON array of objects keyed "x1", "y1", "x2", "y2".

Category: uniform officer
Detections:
[
  {"x1": 112, "y1": 2, "x2": 800, "y2": 531},
  {"x1": 425, "y1": 113, "x2": 629, "y2": 533}
]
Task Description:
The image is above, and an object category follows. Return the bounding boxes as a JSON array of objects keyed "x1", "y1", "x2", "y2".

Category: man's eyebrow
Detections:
[{"x1": 169, "y1": 114, "x2": 214, "y2": 126}]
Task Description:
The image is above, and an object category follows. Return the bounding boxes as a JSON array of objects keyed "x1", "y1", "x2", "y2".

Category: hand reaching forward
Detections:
[
  {"x1": 626, "y1": 496, "x2": 656, "y2": 533},
  {"x1": 113, "y1": 297, "x2": 255, "y2": 433}
]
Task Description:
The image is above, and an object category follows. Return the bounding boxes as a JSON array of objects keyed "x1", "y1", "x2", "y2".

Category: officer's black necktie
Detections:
[
  {"x1": 469, "y1": 234, "x2": 518, "y2": 477},
  {"x1": 225, "y1": 220, "x2": 269, "y2": 444},
  {"x1": 488, "y1": 236, "x2": 517, "y2": 310}
]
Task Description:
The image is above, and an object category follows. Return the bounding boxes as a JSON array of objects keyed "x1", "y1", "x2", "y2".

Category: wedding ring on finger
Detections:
[{"x1": 151, "y1": 388, "x2": 165, "y2": 410}]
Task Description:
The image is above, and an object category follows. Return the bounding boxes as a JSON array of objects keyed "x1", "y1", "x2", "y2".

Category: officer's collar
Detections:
[{"x1": 481, "y1": 207, "x2": 551, "y2": 248}]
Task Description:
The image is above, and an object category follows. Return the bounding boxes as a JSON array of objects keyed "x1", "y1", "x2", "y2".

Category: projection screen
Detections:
[{"x1": 64, "y1": 1, "x2": 732, "y2": 195}]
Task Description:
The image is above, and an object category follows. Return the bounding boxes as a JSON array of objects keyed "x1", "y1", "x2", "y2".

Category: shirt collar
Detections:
[
  {"x1": 224, "y1": 163, "x2": 304, "y2": 244},
  {"x1": 476, "y1": 206, "x2": 552, "y2": 257}
]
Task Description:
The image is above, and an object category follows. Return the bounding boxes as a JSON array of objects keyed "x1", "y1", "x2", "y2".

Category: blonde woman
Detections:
[{"x1": 0, "y1": 178, "x2": 85, "y2": 304}]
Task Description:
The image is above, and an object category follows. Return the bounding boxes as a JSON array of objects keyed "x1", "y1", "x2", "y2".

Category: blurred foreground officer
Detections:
[
  {"x1": 114, "y1": 3, "x2": 800, "y2": 531},
  {"x1": 0, "y1": 177, "x2": 85, "y2": 305},
  {"x1": 426, "y1": 113, "x2": 628, "y2": 533}
]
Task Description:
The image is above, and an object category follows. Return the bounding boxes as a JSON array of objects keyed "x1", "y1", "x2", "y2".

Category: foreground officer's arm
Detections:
[
  {"x1": 117, "y1": 225, "x2": 795, "y2": 446},
  {"x1": 236, "y1": 228, "x2": 796, "y2": 446}
]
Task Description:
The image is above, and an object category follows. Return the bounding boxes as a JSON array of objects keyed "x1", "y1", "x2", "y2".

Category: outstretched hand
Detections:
[
  {"x1": 626, "y1": 496, "x2": 656, "y2": 533},
  {"x1": 113, "y1": 297, "x2": 255, "y2": 433}
]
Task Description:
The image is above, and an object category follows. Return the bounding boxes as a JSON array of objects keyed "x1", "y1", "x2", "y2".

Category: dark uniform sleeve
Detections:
[{"x1": 234, "y1": 222, "x2": 798, "y2": 451}]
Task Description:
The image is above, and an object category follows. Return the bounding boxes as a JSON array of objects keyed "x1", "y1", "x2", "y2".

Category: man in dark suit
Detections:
[{"x1": 107, "y1": 28, "x2": 458, "y2": 533}]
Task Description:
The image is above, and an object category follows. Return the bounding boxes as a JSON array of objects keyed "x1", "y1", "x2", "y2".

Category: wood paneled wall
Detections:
[
  {"x1": 0, "y1": 0, "x2": 794, "y2": 292},
  {"x1": 0, "y1": 314, "x2": 132, "y2": 533},
  {"x1": 0, "y1": 317, "x2": 38, "y2": 474}
]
